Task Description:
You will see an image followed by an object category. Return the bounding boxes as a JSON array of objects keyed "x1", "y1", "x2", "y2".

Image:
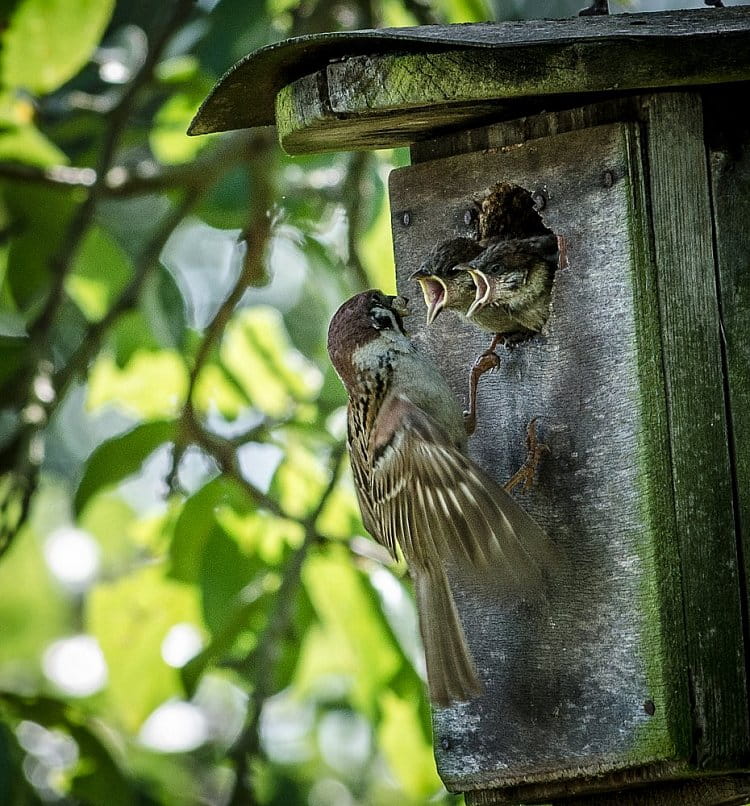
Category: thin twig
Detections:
[
  {"x1": 227, "y1": 442, "x2": 347, "y2": 806},
  {"x1": 0, "y1": 131, "x2": 262, "y2": 197}
]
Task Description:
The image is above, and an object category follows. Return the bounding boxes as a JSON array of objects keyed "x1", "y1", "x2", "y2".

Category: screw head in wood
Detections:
[{"x1": 401, "y1": 211, "x2": 411, "y2": 227}]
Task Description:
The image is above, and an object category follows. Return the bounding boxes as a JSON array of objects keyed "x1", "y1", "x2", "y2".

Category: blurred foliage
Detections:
[
  {"x1": 0, "y1": 0, "x2": 476, "y2": 802},
  {"x1": 0, "y1": 0, "x2": 687, "y2": 803}
]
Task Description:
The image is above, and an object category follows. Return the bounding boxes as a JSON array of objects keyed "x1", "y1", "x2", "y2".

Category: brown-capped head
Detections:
[{"x1": 327, "y1": 290, "x2": 409, "y2": 388}]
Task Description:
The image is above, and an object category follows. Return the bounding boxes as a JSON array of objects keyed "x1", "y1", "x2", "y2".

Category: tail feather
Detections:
[{"x1": 414, "y1": 561, "x2": 483, "y2": 706}]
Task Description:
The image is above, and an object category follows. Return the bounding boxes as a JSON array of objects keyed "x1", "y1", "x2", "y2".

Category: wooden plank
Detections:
[
  {"x1": 410, "y1": 97, "x2": 641, "y2": 164},
  {"x1": 644, "y1": 92, "x2": 748, "y2": 769},
  {"x1": 468, "y1": 772, "x2": 750, "y2": 805},
  {"x1": 274, "y1": 36, "x2": 750, "y2": 153},
  {"x1": 189, "y1": 7, "x2": 750, "y2": 137},
  {"x1": 389, "y1": 120, "x2": 692, "y2": 798},
  {"x1": 705, "y1": 86, "x2": 750, "y2": 759}
]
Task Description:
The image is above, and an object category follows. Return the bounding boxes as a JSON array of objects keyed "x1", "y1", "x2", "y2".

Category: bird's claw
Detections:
[{"x1": 504, "y1": 418, "x2": 549, "y2": 494}]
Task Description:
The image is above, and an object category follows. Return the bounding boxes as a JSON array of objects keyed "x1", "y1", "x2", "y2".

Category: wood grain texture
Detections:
[
  {"x1": 189, "y1": 6, "x2": 750, "y2": 136},
  {"x1": 390, "y1": 120, "x2": 689, "y2": 796},
  {"x1": 706, "y1": 91, "x2": 750, "y2": 707},
  {"x1": 274, "y1": 36, "x2": 750, "y2": 153},
  {"x1": 644, "y1": 92, "x2": 748, "y2": 769}
]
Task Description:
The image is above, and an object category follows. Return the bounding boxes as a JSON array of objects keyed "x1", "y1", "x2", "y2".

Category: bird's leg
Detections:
[
  {"x1": 504, "y1": 418, "x2": 550, "y2": 494},
  {"x1": 463, "y1": 334, "x2": 503, "y2": 435}
]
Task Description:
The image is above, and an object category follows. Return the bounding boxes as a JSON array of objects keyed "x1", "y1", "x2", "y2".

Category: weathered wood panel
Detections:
[
  {"x1": 275, "y1": 39, "x2": 750, "y2": 153},
  {"x1": 388, "y1": 94, "x2": 749, "y2": 801},
  {"x1": 189, "y1": 7, "x2": 750, "y2": 138},
  {"x1": 643, "y1": 92, "x2": 748, "y2": 770},
  {"x1": 706, "y1": 87, "x2": 750, "y2": 753}
]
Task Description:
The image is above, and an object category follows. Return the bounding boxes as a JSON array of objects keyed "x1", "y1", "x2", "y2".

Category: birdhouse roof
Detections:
[{"x1": 189, "y1": 6, "x2": 750, "y2": 153}]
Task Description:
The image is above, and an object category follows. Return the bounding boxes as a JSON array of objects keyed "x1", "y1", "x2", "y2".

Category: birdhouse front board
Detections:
[{"x1": 389, "y1": 92, "x2": 748, "y2": 803}]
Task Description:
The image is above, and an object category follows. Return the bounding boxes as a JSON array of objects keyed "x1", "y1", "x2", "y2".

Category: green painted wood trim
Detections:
[
  {"x1": 275, "y1": 37, "x2": 750, "y2": 154},
  {"x1": 645, "y1": 92, "x2": 750, "y2": 768}
]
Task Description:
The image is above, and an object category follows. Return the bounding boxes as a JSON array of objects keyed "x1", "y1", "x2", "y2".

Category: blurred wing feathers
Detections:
[{"x1": 370, "y1": 394, "x2": 552, "y2": 589}]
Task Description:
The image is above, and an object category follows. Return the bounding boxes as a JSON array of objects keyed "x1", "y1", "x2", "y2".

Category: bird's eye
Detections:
[{"x1": 370, "y1": 305, "x2": 403, "y2": 332}]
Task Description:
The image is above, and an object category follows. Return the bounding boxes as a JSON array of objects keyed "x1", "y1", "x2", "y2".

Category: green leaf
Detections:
[
  {"x1": 1, "y1": 0, "x2": 115, "y2": 95},
  {"x1": 65, "y1": 226, "x2": 132, "y2": 321},
  {"x1": 87, "y1": 349, "x2": 188, "y2": 419},
  {"x1": 0, "y1": 121, "x2": 68, "y2": 166},
  {"x1": 86, "y1": 565, "x2": 203, "y2": 732},
  {"x1": 378, "y1": 690, "x2": 443, "y2": 798},
  {"x1": 149, "y1": 78, "x2": 215, "y2": 165},
  {"x1": 2, "y1": 181, "x2": 79, "y2": 312},
  {"x1": 299, "y1": 545, "x2": 401, "y2": 713},
  {"x1": 75, "y1": 421, "x2": 177, "y2": 514},
  {"x1": 169, "y1": 476, "x2": 254, "y2": 583},
  {"x1": 0, "y1": 494, "x2": 73, "y2": 667},
  {"x1": 217, "y1": 307, "x2": 322, "y2": 418},
  {"x1": 270, "y1": 437, "x2": 328, "y2": 519}
]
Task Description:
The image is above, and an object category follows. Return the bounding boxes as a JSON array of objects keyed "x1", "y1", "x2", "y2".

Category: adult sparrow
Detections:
[
  {"x1": 409, "y1": 237, "x2": 485, "y2": 325},
  {"x1": 327, "y1": 290, "x2": 554, "y2": 705}
]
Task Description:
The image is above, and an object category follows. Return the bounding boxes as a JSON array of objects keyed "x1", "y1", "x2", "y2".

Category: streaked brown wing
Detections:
[
  {"x1": 369, "y1": 394, "x2": 554, "y2": 589},
  {"x1": 346, "y1": 405, "x2": 398, "y2": 559}
]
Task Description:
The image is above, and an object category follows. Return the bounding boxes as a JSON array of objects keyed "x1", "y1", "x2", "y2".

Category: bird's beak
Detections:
[
  {"x1": 389, "y1": 295, "x2": 410, "y2": 317},
  {"x1": 466, "y1": 269, "x2": 491, "y2": 319},
  {"x1": 413, "y1": 275, "x2": 447, "y2": 325}
]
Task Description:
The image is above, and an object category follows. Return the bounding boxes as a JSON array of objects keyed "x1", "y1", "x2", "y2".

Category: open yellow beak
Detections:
[
  {"x1": 414, "y1": 276, "x2": 448, "y2": 325},
  {"x1": 466, "y1": 269, "x2": 491, "y2": 319}
]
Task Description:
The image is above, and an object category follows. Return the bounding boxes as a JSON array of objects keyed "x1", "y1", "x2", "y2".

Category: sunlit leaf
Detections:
[
  {"x1": 75, "y1": 420, "x2": 176, "y2": 514},
  {"x1": 378, "y1": 690, "x2": 443, "y2": 798},
  {"x1": 87, "y1": 350, "x2": 188, "y2": 419},
  {"x1": 0, "y1": 121, "x2": 68, "y2": 166},
  {"x1": 65, "y1": 226, "x2": 132, "y2": 321},
  {"x1": 316, "y1": 474, "x2": 364, "y2": 540},
  {"x1": 1, "y1": 0, "x2": 115, "y2": 95},
  {"x1": 301, "y1": 545, "x2": 402, "y2": 713},
  {"x1": 359, "y1": 174, "x2": 396, "y2": 294},
  {"x1": 270, "y1": 437, "x2": 328, "y2": 518},
  {"x1": 221, "y1": 307, "x2": 322, "y2": 418},
  {"x1": 150, "y1": 78, "x2": 215, "y2": 165},
  {"x1": 0, "y1": 520, "x2": 72, "y2": 669},
  {"x1": 86, "y1": 565, "x2": 203, "y2": 732},
  {"x1": 192, "y1": 364, "x2": 249, "y2": 419},
  {"x1": 217, "y1": 508, "x2": 304, "y2": 565},
  {"x1": 169, "y1": 475, "x2": 254, "y2": 583}
]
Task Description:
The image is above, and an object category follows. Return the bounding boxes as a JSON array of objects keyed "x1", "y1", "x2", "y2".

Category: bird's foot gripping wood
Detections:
[
  {"x1": 463, "y1": 339, "x2": 503, "y2": 436},
  {"x1": 504, "y1": 418, "x2": 549, "y2": 494}
]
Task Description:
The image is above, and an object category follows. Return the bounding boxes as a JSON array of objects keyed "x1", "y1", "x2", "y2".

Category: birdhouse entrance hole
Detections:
[{"x1": 467, "y1": 180, "x2": 560, "y2": 342}]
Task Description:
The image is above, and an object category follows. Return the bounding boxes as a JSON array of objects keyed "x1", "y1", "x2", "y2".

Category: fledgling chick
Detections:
[
  {"x1": 409, "y1": 237, "x2": 485, "y2": 325},
  {"x1": 327, "y1": 290, "x2": 555, "y2": 706},
  {"x1": 456, "y1": 234, "x2": 559, "y2": 434},
  {"x1": 464, "y1": 233, "x2": 559, "y2": 332}
]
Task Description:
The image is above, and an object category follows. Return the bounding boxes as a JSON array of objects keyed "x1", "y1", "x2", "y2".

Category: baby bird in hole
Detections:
[{"x1": 412, "y1": 233, "x2": 560, "y2": 437}]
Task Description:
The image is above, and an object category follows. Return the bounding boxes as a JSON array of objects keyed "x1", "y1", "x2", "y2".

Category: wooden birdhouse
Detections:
[{"x1": 190, "y1": 7, "x2": 750, "y2": 804}]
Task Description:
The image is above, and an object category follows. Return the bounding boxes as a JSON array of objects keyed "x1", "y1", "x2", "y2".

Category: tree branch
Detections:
[{"x1": 226, "y1": 441, "x2": 348, "y2": 806}]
